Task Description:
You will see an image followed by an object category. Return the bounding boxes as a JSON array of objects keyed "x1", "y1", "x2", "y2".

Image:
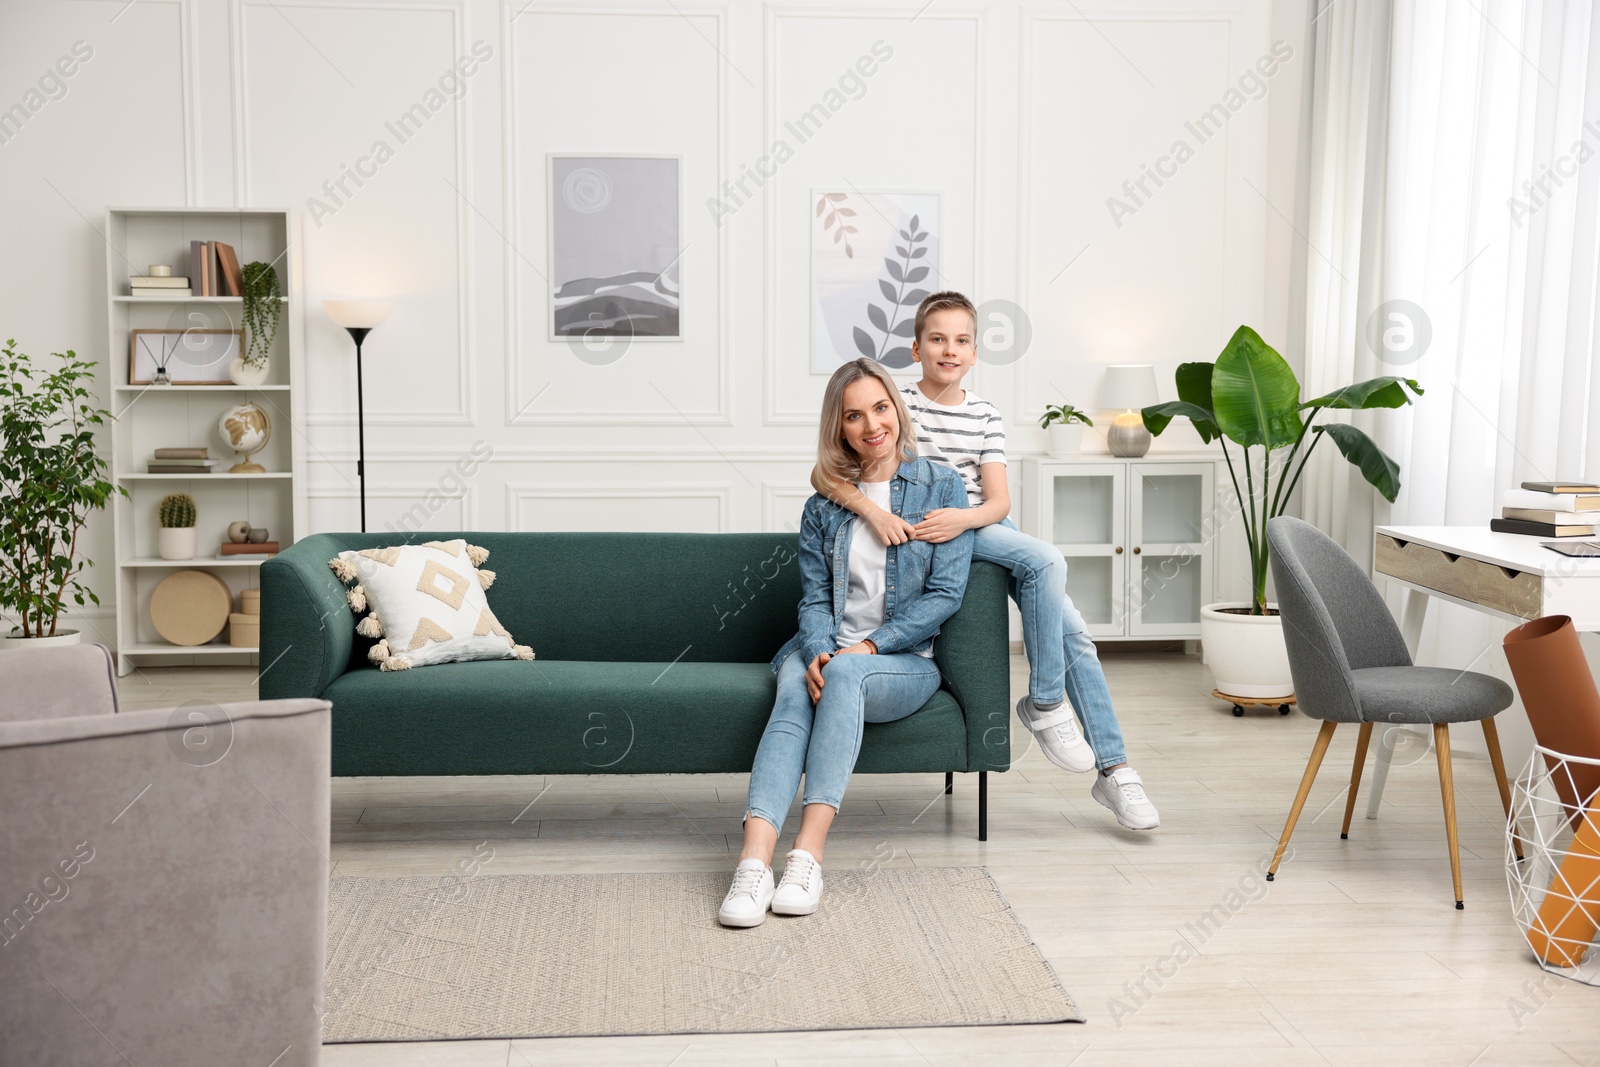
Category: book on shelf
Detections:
[
  {"x1": 153, "y1": 447, "x2": 209, "y2": 459},
  {"x1": 220, "y1": 541, "x2": 279, "y2": 555},
  {"x1": 214, "y1": 242, "x2": 243, "y2": 297},
  {"x1": 1522, "y1": 480, "x2": 1600, "y2": 494},
  {"x1": 128, "y1": 275, "x2": 191, "y2": 289},
  {"x1": 130, "y1": 288, "x2": 193, "y2": 298},
  {"x1": 216, "y1": 551, "x2": 275, "y2": 561},
  {"x1": 148, "y1": 464, "x2": 215, "y2": 474},
  {"x1": 1491, "y1": 517, "x2": 1596, "y2": 537},
  {"x1": 1503, "y1": 488, "x2": 1600, "y2": 512},
  {"x1": 1503, "y1": 507, "x2": 1594, "y2": 524},
  {"x1": 190, "y1": 240, "x2": 213, "y2": 296},
  {"x1": 147, "y1": 457, "x2": 218, "y2": 467}
]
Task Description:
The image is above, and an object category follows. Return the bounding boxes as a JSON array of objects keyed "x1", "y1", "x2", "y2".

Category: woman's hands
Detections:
[
  {"x1": 805, "y1": 641, "x2": 877, "y2": 701},
  {"x1": 911, "y1": 507, "x2": 971, "y2": 544}
]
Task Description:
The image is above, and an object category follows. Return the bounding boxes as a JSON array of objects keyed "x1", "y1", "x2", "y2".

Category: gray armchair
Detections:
[
  {"x1": 1263, "y1": 517, "x2": 1516, "y2": 909},
  {"x1": 0, "y1": 644, "x2": 331, "y2": 1066}
]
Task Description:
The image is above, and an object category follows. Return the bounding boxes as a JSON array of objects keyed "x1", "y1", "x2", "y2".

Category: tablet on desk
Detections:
[{"x1": 1542, "y1": 540, "x2": 1600, "y2": 557}]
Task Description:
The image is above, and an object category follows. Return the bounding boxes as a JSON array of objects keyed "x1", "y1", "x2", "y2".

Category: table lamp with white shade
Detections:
[
  {"x1": 323, "y1": 300, "x2": 394, "y2": 532},
  {"x1": 1100, "y1": 364, "x2": 1160, "y2": 458}
]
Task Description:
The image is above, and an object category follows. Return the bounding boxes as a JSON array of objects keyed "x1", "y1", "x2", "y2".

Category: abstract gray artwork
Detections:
[{"x1": 549, "y1": 155, "x2": 681, "y2": 339}]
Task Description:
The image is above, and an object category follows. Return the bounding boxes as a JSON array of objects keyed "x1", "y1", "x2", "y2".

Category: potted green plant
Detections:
[
  {"x1": 1143, "y1": 325, "x2": 1422, "y2": 699},
  {"x1": 0, "y1": 340, "x2": 124, "y2": 647},
  {"x1": 230, "y1": 261, "x2": 282, "y2": 387},
  {"x1": 1039, "y1": 403, "x2": 1094, "y2": 457},
  {"x1": 158, "y1": 493, "x2": 198, "y2": 560}
]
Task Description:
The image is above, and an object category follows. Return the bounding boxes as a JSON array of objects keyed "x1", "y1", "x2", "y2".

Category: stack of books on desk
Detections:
[
  {"x1": 1494, "y1": 481, "x2": 1600, "y2": 537},
  {"x1": 148, "y1": 447, "x2": 220, "y2": 475}
]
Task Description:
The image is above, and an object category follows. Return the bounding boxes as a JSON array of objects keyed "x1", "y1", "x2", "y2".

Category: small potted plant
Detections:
[
  {"x1": 158, "y1": 493, "x2": 198, "y2": 560},
  {"x1": 0, "y1": 340, "x2": 124, "y2": 646},
  {"x1": 230, "y1": 261, "x2": 281, "y2": 387},
  {"x1": 1039, "y1": 403, "x2": 1094, "y2": 456}
]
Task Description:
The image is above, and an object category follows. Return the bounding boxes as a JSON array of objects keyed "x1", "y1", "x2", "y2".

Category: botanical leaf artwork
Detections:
[{"x1": 811, "y1": 192, "x2": 940, "y2": 374}]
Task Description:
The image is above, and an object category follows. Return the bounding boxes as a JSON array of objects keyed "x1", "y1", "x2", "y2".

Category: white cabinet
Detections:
[{"x1": 1021, "y1": 455, "x2": 1215, "y2": 640}]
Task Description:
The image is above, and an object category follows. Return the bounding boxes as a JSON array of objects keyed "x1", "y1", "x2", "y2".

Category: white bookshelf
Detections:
[{"x1": 104, "y1": 208, "x2": 307, "y2": 677}]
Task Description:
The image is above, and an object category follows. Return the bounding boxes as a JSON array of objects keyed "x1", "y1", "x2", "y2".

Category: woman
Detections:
[{"x1": 719, "y1": 358, "x2": 975, "y2": 927}]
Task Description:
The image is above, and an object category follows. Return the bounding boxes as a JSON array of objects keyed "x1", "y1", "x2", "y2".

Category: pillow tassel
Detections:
[
  {"x1": 328, "y1": 557, "x2": 358, "y2": 583},
  {"x1": 466, "y1": 544, "x2": 490, "y2": 566},
  {"x1": 367, "y1": 639, "x2": 390, "y2": 665},
  {"x1": 512, "y1": 644, "x2": 535, "y2": 660},
  {"x1": 379, "y1": 654, "x2": 412, "y2": 672},
  {"x1": 355, "y1": 613, "x2": 384, "y2": 638},
  {"x1": 347, "y1": 585, "x2": 367, "y2": 613},
  {"x1": 477, "y1": 568, "x2": 496, "y2": 590}
]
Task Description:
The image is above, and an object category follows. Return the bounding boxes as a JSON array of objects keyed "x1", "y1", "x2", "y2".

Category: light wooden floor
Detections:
[{"x1": 119, "y1": 653, "x2": 1597, "y2": 1066}]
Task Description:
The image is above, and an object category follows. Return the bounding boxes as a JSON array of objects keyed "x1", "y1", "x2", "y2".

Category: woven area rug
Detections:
[{"x1": 323, "y1": 867, "x2": 1081, "y2": 1040}]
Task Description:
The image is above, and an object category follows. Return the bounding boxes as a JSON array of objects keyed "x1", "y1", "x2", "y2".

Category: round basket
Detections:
[
  {"x1": 149, "y1": 570, "x2": 232, "y2": 647},
  {"x1": 1506, "y1": 745, "x2": 1600, "y2": 985}
]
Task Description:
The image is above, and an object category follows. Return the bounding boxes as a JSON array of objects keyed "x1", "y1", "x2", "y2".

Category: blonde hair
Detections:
[
  {"x1": 914, "y1": 290, "x2": 977, "y2": 343},
  {"x1": 816, "y1": 358, "x2": 918, "y2": 495}
]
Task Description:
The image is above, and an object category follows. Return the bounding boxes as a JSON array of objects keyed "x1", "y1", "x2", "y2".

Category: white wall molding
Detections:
[{"x1": 505, "y1": 482, "x2": 733, "y2": 532}]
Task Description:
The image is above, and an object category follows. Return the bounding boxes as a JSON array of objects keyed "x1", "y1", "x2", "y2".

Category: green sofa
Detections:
[{"x1": 260, "y1": 532, "x2": 1012, "y2": 837}]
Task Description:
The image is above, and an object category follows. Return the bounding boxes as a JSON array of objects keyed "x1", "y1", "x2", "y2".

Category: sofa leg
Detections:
[
  {"x1": 945, "y1": 771, "x2": 953, "y2": 795},
  {"x1": 978, "y1": 771, "x2": 988, "y2": 841}
]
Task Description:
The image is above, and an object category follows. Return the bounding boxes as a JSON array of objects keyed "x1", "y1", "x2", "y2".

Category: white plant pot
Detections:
[
  {"x1": 1201, "y1": 601, "x2": 1295, "y2": 700},
  {"x1": 1047, "y1": 423, "x2": 1086, "y2": 457},
  {"x1": 159, "y1": 526, "x2": 198, "y2": 561},
  {"x1": 228, "y1": 358, "x2": 270, "y2": 387},
  {"x1": 1, "y1": 628, "x2": 82, "y2": 649}
]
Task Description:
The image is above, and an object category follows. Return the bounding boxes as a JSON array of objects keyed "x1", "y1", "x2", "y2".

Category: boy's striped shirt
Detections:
[{"x1": 899, "y1": 384, "x2": 1006, "y2": 506}]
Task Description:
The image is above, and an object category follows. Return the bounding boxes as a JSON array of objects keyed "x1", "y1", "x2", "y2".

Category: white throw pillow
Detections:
[{"x1": 327, "y1": 539, "x2": 534, "y2": 671}]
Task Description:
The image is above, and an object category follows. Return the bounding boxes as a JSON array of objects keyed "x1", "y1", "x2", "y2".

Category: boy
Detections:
[{"x1": 811, "y1": 291, "x2": 1158, "y2": 829}]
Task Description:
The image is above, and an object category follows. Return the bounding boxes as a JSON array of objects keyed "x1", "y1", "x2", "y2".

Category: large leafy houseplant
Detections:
[
  {"x1": 0, "y1": 340, "x2": 124, "y2": 638},
  {"x1": 1143, "y1": 325, "x2": 1422, "y2": 616}
]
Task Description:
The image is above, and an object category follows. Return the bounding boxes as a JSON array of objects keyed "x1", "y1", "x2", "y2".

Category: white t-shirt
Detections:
[
  {"x1": 837, "y1": 478, "x2": 891, "y2": 649},
  {"x1": 900, "y1": 384, "x2": 1007, "y2": 506}
]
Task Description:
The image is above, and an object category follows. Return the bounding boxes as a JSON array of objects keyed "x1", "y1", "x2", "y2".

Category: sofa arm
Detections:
[
  {"x1": 936, "y1": 560, "x2": 1012, "y2": 772},
  {"x1": 261, "y1": 534, "x2": 355, "y2": 700}
]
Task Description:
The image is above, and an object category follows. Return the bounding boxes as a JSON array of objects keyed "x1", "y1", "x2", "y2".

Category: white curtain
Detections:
[{"x1": 1299, "y1": 0, "x2": 1600, "y2": 671}]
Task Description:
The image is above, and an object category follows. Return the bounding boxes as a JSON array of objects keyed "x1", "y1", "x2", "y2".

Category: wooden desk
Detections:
[{"x1": 1366, "y1": 525, "x2": 1600, "y2": 817}]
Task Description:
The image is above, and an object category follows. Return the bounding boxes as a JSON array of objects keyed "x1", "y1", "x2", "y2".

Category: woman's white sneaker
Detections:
[
  {"x1": 1091, "y1": 767, "x2": 1160, "y2": 830},
  {"x1": 718, "y1": 858, "x2": 775, "y2": 927},
  {"x1": 1016, "y1": 696, "x2": 1097, "y2": 772},
  {"x1": 771, "y1": 849, "x2": 824, "y2": 916}
]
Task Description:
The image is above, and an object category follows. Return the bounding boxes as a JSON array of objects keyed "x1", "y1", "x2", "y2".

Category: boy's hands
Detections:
[
  {"x1": 862, "y1": 506, "x2": 916, "y2": 546},
  {"x1": 911, "y1": 507, "x2": 970, "y2": 544}
]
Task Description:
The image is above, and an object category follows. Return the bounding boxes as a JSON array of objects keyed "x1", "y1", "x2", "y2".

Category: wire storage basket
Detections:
[{"x1": 1506, "y1": 745, "x2": 1600, "y2": 985}]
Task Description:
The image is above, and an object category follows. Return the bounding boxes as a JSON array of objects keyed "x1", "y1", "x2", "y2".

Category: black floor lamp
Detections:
[{"x1": 323, "y1": 300, "x2": 393, "y2": 532}]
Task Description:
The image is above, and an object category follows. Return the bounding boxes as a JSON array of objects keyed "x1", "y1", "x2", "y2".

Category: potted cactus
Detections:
[
  {"x1": 1039, "y1": 403, "x2": 1095, "y2": 456},
  {"x1": 158, "y1": 493, "x2": 198, "y2": 560}
]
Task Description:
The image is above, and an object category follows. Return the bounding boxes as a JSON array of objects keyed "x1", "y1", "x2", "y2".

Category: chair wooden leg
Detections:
[
  {"x1": 1482, "y1": 717, "x2": 1523, "y2": 861},
  {"x1": 1342, "y1": 722, "x2": 1373, "y2": 839},
  {"x1": 1434, "y1": 723, "x2": 1464, "y2": 909},
  {"x1": 1268, "y1": 721, "x2": 1338, "y2": 880}
]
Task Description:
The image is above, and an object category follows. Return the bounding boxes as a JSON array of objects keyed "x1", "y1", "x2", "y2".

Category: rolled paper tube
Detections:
[
  {"x1": 1527, "y1": 804, "x2": 1600, "y2": 967},
  {"x1": 1504, "y1": 616, "x2": 1600, "y2": 823}
]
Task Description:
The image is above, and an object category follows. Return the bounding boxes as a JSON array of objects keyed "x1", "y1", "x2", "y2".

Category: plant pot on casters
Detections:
[{"x1": 1142, "y1": 325, "x2": 1423, "y2": 718}]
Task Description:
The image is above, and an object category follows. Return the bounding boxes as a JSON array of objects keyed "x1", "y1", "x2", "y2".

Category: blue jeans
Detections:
[
  {"x1": 745, "y1": 650, "x2": 942, "y2": 832},
  {"x1": 972, "y1": 519, "x2": 1127, "y2": 770}
]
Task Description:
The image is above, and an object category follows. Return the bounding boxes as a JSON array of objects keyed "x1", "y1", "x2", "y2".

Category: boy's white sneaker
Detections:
[
  {"x1": 771, "y1": 849, "x2": 824, "y2": 916},
  {"x1": 718, "y1": 858, "x2": 775, "y2": 927},
  {"x1": 1092, "y1": 767, "x2": 1160, "y2": 830},
  {"x1": 1016, "y1": 696, "x2": 1096, "y2": 772}
]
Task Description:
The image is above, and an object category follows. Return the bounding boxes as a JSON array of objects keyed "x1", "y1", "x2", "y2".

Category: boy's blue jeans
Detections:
[
  {"x1": 973, "y1": 519, "x2": 1128, "y2": 770},
  {"x1": 745, "y1": 649, "x2": 942, "y2": 833}
]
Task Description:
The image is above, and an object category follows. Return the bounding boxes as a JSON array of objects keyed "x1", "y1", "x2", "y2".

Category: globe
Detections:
[{"x1": 218, "y1": 402, "x2": 271, "y2": 473}]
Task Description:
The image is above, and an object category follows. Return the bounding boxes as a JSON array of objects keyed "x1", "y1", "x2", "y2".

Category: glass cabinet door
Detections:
[
  {"x1": 1043, "y1": 463, "x2": 1127, "y2": 637},
  {"x1": 1128, "y1": 462, "x2": 1213, "y2": 636}
]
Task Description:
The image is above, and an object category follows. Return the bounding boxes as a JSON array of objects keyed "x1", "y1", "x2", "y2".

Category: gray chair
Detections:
[
  {"x1": 1263, "y1": 516, "x2": 1517, "y2": 909},
  {"x1": 0, "y1": 644, "x2": 331, "y2": 1066}
]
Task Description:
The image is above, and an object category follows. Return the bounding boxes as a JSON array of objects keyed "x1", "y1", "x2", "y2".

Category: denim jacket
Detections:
[{"x1": 771, "y1": 456, "x2": 975, "y2": 671}]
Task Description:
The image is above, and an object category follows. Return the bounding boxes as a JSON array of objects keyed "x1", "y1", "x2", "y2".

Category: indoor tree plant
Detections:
[
  {"x1": 0, "y1": 340, "x2": 124, "y2": 645},
  {"x1": 158, "y1": 493, "x2": 198, "y2": 561},
  {"x1": 1142, "y1": 325, "x2": 1422, "y2": 698},
  {"x1": 1039, "y1": 403, "x2": 1094, "y2": 456},
  {"x1": 231, "y1": 260, "x2": 282, "y2": 386}
]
